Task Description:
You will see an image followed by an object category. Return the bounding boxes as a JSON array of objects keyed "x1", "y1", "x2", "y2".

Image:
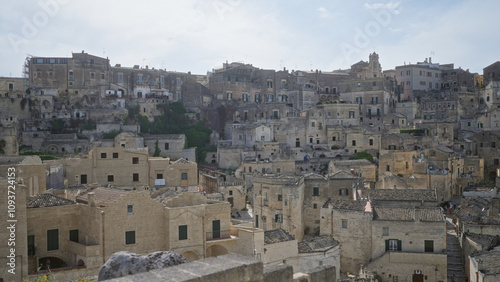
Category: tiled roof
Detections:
[
  {"x1": 373, "y1": 207, "x2": 444, "y2": 222},
  {"x1": 471, "y1": 250, "x2": 500, "y2": 275},
  {"x1": 466, "y1": 233, "x2": 500, "y2": 251},
  {"x1": 298, "y1": 235, "x2": 339, "y2": 253},
  {"x1": 46, "y1": 133, "x2": 76, "y2": 140},
  {"x1": 333, "y1": 159, "x2": 373, "y2": 166},
  {"x1": 264, "y1": 229, "x2": 295, "y2": 245},
  {"x1": 144, "y1": 134, "x2": 183, "y2": 140},
  {"x1": 76, "y1": 187, "x2": 129, "y2": 207},
  {"x1": 330, "y1": 170, "x2": 360, "y2": 179},
  {"x1": 363, "y1": 189, "x2": 436, "y2": 202},
  {"x1": 27, "y1": 194, "x2": 76, "y2": 208},
  {"x1": 323, "y1": 198, "x2": 368, "y2": 211}
]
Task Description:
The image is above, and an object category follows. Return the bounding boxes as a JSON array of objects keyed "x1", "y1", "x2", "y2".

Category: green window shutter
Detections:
[
  {"x1": 69, "y1": 229, "x2": 79, "y2": 243},
  {"x1": 179, "y1": 225, "x2": 188, "y2": 240},
  {"x1": 47, "y1": 229, "x2": 59, "y2": 251},
  {"x1": 125, "y1": 231, "x2": 135, "y2": 245},
  {"x1": 397, "y1": 240, "x2": 402, "y2": 251},
  {"x1": 385, "y1": 240, "x2": 389, "y2": 251},
  {"x1": 346, "y1": 189, "x2": 349, "y2": 196}
]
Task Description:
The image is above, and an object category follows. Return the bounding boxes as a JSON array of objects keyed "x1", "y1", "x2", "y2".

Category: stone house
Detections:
[
  {"x1": 0, "y1": 155, "x2": 46, "y2": 197},
  {"x1": 144, "y1": 134, "x2": 195, "y2": 161},
  {"x1": 378, "y1": 151, "x2": 417, "y2": 178},
  {"x1": 303, "y1": 171, "x2": 362, "y2": 236},
  {"x1": 297, "y1": 235, "x2": 340, "y2": 279},
  {"x1": 329, "y1": 159, "x2": 377, "y2": 184},
  {"x1": 253, "y1": 175, "x2": 305, "y2": 240},
  {"x1": 469, "y1": 131, "x2": 500, "y2": 181},
  {"x1": 320, "y1": 199, "x2": 447, "y2": 280},
  {"x1": 468, "y1": 250, "x2": 500, "y2": 282}
]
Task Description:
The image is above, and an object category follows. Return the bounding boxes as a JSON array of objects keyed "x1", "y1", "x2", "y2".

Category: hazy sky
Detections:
[{"x1": 0, "y1": 0, "x2": 498, "y2": 77}]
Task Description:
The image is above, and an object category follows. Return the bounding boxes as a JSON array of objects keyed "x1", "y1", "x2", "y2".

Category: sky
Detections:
[{"x1": 0, "y1": 0, "x2": 499, "y2": 77}]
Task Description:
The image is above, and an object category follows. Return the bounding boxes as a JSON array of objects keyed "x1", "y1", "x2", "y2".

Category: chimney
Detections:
[
  {"x1": 429, "y1": 57, "x2": 432, "y2": 64},
  {"x1": 88, "y1": 192, "x2": 96, "y2": 207}
]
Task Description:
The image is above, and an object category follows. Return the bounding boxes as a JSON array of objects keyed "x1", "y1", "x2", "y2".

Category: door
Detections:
[
  {"x1": 228, "y1": 197, "x2": 234, "y2": 207},
  {"x1": 212, "y1": 220, "x2": 221, "y2": 239},
  {"x1": 412, "y1": 274, "x2": 423, "y2": 282}
]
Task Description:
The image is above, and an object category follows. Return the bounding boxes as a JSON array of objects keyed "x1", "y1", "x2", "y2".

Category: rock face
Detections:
[{"x1": 98, "y1": 251, "x2": 189, "y2": 281}]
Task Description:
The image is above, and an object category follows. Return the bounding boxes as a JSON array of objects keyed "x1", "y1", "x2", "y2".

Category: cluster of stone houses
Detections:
[{"x1": 1, "y1": 51, "x2": 500, "y2": 281}]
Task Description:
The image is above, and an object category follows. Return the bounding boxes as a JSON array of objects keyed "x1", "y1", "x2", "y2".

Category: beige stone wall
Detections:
[
  {"x1": 0, "y1": 156, "x2": 46, "y2": 197},
  {"x1": 320, "y1": 207, "x2": 373, "y2": 274},
  {"x1": 0, "y1": 179, "x2": 28, "y2": 281},
  {"x1": 263, "y1": 240, "x2": 298, "y2": 268},
  {"x1": 103, "y1": 191, "x2": 166, "y2": 261},
  {"x1": 365, "y1": 251, "x2": 447, "y2": 281},
  {"x1": 378, "y1": 151, "x2": 417, "y2": 177},
  {"x1": 298, "y1": 246, "x2": 340, "y2": 280}
]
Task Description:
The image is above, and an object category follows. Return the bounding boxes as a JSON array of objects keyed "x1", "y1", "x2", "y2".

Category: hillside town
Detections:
[{"x1": 1, "y1": 51, "x2": 500, "y2": 282}]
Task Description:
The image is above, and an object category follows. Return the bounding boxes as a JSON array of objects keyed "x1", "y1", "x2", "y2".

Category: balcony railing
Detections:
[{"x1": 206, "y1": 230, "x2": 231, "y2": 241}]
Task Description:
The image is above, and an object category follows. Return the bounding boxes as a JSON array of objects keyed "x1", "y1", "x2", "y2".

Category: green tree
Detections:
[
  {"x1": 349, "y1": 151, "x2": 374, "y2": 162},
  {"x1": 153, "y1": 140, "x2": 161, "y2": 157}
]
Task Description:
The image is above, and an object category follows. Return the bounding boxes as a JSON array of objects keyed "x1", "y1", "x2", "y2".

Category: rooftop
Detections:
[
  {"x1": 298, "y1": 235, "x2": 339, "y2": 253},
  {"x1": 362, "y1": 188, "x2": 436, "y2": 202},
  {"x1": 323, "y1": 198, "x2": 368, "y2": 211},
  {"x1": 76, "y1": 187, "x2": 130, "y2": 207},
  {"x1": 373, "y1": 207, "x2": 444, "y2": 222},
  {"x1": 264, "y1": 229, "x2": 295, "y2": 244},
  {"x1": 471, "y1": 249, "x2": 500, "y2": 275},
  {"x1": 27, "y1": 193, "x2": 76, "y2": 208}
]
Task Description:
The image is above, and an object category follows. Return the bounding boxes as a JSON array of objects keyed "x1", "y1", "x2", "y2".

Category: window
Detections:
[
  {"x1": 312, "y1": 122, "x2": 315, "y2": 127},
  {"x1": 405, "y1": 162, "x2": 409, "y2": 169},
  {"x1": 90, "y1": 72, "x2": 95, "y2": 79},
  {"x1": 352, "y1": 140, "x2": 356, "y2": 146},
  {"x1": 369, "y1": 139, "x2": 374, "y2": 145},
  {"x1": 125, "y1": 231, "x2": 135, "y2": 244},
  {"x1": 267, "y1": 80, "x2": 273, "y2": 88},
  {"x1": 339, "y1": 188, "x2": 349, "y2": 196},
  {"x1": 101, "y1": 73, "x2": 105, "y2": 79},
  {"x1": 101, "y1": 153, "x2": 107, "y2": 158},
  {"x1": 349, "y1": 111, "x2": 355, "y2": 118},
  {"x1": 163, "y1": 142, "x2": 169, "y2": 150},
  {"x1": 424, "y1": 240, "x2": 434, "y2": 252},
  {"x1": 113, "y1": 152, "x2": 118, "y2": 158},
  {"x1": 157, "y1": 174, "x2": 163, "y2": 179},
  {"x1": 80, "y1": 174, "x2": 87, "y2": 184},
  {"x1": 28, "y1": 235, "x2": 35, "y2": 255},
  {"x1": 133, "y1": 173, "x2": 139, "y2": 182},
  {"x1": 132, "y1": 157, "x2": 139, "y2": 164},
  {"x1": 313, "y1": 187, "x2": 319, "y2": 196},
  {"x1": 382, "y1": 227, "x2": 389, "y2": 236},
  {"x1": 181, "y1": 173, "x2": 188, "y2": 180},
  {"x1": 118, "y1": 73, "x2": 123, "y2": 83},
  {"x1": 47, "y1": 229, "x2": 59, "y2": 251},
  {"x1": 127, "y1": 205, "x2": 133, "y2": 214},
  {"x1": 386, "y1": 165, "x2": 390, "y2": 172},
  {"x1": 275, "y1": 214, "x2": 283, "y2": 223},
  {"x1": 179, "y1": 225, "x2": 188, "y2": 240},
  {"x1": 386, "y1": 239, "x2": 401, "y2": 251},
  {"x1": 108, "y1": 175, "x2": 114, "y2": 182},
  {"x1": 341, "y1": 219, "x2": 347, "y2": 228},
  {"x1": 278, "y1": 194, "x2": 282, "y2": 201},
  {"x1": 69, "y1": 229, "x2": 79, "y2": 243}
]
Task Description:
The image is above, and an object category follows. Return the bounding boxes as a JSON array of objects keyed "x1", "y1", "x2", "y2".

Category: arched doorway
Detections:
[
  {"x1": 181, "y1": 251, "x2": 199, "y2": 262},
  {"x1": 77, "y1": 259, "x2": 85, "y2": 267},
  {"x1": 206, "y1": 245, "x2": 228, "y2": 258},
  {"x1": 38, "y1": 257, "x2": 67, "y2": 271}
]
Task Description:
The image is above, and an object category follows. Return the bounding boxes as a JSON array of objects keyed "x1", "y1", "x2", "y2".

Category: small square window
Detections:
[
  {"x1": 229, "y1": 190, "x2": 233, "y2": 196},
  {"x1": 113, "y1": 152, "x2": 118, "y2": 158},
  {"x1": 277, "y1": 194, "x2": 282, "y2": 201},
  {"x1": 165, "y1": 143, "x2": 169, "y2": 150},
  {"x1": 101, "y1": 153, "x2": 107, "y2": 158},
  {"x1": 133, "y1": 173, "x2": 139, "y2": 182},
  {"x1": 382, "y1": 227, "x2": 389, "y2": 236},
  {"x1": 108, "y1": 175, "x2": 114, "y2": 182},
  {"x1": 181, "y1": 173, "x2": 188, "y2": 180},
  {"x1": 156, "y1": 174, "x2": 163, "y2": 179},
  {"x1": 127, "y1": 205, "x2": 133, "y2": 214},
  {"x1": 313, "y1": 203, "x2": 317, "y2": 209},
  {"x1": 132, "y1": 157, "x2": 139, "y2": 164},
  {"x1": 341, "y1": 219, "x2": 347, "y2": 228}
]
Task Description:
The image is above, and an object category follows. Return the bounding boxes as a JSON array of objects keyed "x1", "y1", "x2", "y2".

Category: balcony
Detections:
[
  {"x1": 67, "y1": 240, "x2": 100, "y2": 259},
  {"x1": 206, "y1": 230, "x2": 232, "y2": 241}
]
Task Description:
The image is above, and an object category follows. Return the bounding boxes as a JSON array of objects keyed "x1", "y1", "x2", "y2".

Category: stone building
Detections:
[
  {"x1": 320, "y1": 199, "x2": 447, "y2": 280},
  {"x1": 253, "y1": 175, "x2": 305, "y2": 240},
  {"x1": 468, "y1": 250, "x2": 500, "y2": 282}
]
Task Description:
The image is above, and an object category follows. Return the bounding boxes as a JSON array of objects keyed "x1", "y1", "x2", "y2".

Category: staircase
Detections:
[{"x1": 446, "y1": 218, "x2": 466, "y2": 281}]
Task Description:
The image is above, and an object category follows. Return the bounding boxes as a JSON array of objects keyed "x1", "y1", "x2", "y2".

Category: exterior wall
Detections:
[
  {"x1": 144, "y1": 135, "x2": 186, "y2": 159},
  {"x1": 0, "y1": 179, "x2": 28, "y2": 282},
  {"x1": 0, "y1": 156, "x2": 46, "y2": 197},
  {"x1": 320, "y1": 207, "x2": 372, "y2": 274},
  {"x1": 263, "y1": 240, "x2": 298, "y2": 268},
  {"x1": 364, "y1": 252, "x2": 447, "y2": 282},
  {"x1": 298, "y1": 246, "x2": 340, "y2": 280},
  {"x1": 378, "y1": 151, "x2": 417, "y2": 177}
]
